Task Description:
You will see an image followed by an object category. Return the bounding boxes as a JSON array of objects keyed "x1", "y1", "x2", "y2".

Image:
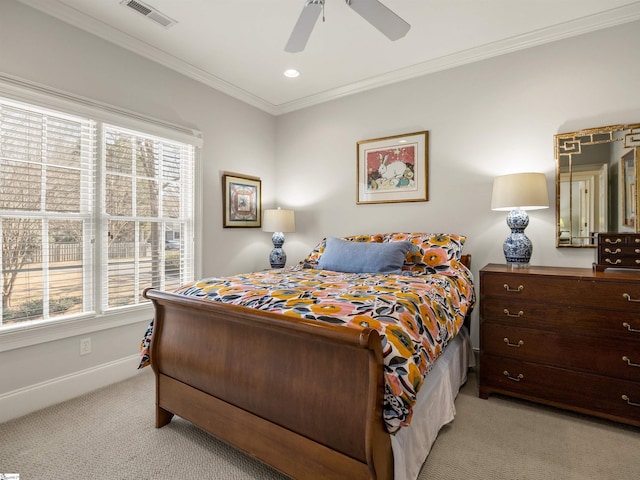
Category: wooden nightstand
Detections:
[{"x1": 479, "y1": 263, "x2": 640, "y2": 427}]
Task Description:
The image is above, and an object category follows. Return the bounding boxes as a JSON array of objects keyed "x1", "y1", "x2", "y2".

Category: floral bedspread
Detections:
[{"x1": 139, "y1": 261, "x2": 475, "y2": 433}]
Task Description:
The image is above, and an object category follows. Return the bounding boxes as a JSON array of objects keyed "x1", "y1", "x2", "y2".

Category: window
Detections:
[
  {"x1": 0, "y1": 96, "x2": 196, "y2": 330},
  {"x1": 102, "y1": 125, "x2": 195, "y2": 309}
]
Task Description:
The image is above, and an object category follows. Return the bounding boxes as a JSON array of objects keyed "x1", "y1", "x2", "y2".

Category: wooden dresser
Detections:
[{"x1": 479, "y1": 263, "x2": 640, "y2": 427}]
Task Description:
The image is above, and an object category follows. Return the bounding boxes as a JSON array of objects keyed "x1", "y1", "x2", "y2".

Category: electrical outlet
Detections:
[{"x1": 80, "y1": 337, "x2": 92, "y2": 356}]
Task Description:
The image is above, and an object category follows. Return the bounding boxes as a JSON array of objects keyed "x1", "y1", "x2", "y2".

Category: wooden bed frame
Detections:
[{"x1": 143, "y1": 254, "x2": 471, "y2": 480}]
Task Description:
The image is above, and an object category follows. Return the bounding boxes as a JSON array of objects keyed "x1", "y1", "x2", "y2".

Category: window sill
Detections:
[{"x1": 0, "y1": 305, "x2": 154, "y2": 353}]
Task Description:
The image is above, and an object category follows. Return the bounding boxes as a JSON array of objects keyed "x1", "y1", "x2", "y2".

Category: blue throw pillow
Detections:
[{"x1": 317, "y1": 237, "x2": 414, "y2": 274}]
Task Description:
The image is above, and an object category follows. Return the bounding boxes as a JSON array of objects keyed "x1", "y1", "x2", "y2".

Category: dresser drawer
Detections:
[
  {"x1": 481, "y1": 273, "x2": 640, "y2": 313},
  {"x1": 598, "y1": 244, "x2": 640, "y2": 258},
  {"x1": 479, "y1": 354, "x2": 640, "y2": 426},
  {"x1": 481, "y1": 323, "x2": 640, "y2": 381},
  {"x1": 481, "y1": 297, "x2": 640, "y2": 339},
  {"x1": 597, "y1": 243, "x2": 640, "y2": 270},
  {"x1": 598, "y1": 233, "x2": 640, "y2": 246},
  {"x1": 481, "y1": 273, "x2": 576, "y2": 301}
]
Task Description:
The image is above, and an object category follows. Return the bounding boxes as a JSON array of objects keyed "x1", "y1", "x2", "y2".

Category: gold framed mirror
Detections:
[{"x1": 555, "y1": 124, "x2": 640, "y2": 247}]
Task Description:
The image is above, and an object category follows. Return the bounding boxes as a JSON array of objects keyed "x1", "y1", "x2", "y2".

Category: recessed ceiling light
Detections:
[{"x1": 284, "y1": 69, "x2": 300, "y2": 78}]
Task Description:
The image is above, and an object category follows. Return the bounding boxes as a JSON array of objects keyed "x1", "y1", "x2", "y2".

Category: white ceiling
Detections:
[{"x1": 18, "y1": 0, "x2": 640, "y2": 115}]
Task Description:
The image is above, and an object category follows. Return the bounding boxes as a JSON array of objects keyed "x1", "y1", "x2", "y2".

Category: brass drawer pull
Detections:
[
  {"x1": 635, "y1": 249, "x2": 640, "y2": 254},
  {"x1": 503, "y1": 370, "x2": 524, "y2": 382},
  {"x1": 605, "y1": 238, "x2": 623, "y2": 244},
  {"x1": 622, "y1": 356, "x2": 640, "y2": 368},
  {"x1": 622, "y1": 395, "x2": 640, "y2": 407},
  {"x1": 503, "y1": 284, "x2": 524, "y2": 292},
  {"x1": 622, "y1": 293, "x2": 640, "y2": 303},
  {"x1": 605, "y1": 259, "x2": 622, "y2": 265},
  {"x1": 623, "y1": 322, "x2": 640, "y2": 333},
  {"x1": 503, "y1": 309, "x2": 524, "y2": 318},
  {"x1": 504, "y1": 338, "x2": 524, "y2": 347},
  {"x1": 604, "y1": 248, "x2": 622, "y2": 254}
]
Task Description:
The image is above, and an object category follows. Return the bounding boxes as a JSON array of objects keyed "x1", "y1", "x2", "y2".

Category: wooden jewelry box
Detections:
[{"x1": 594, "y1": 233, "x2": 640, "y2": 271}]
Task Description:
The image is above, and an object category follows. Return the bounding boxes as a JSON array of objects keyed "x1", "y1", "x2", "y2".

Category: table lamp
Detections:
[
  {"x1": 491, "y1": 172, "x2": 549, "y2": 267},
  {"x1": 262, "y1": 208, "x2": 295, "y2": 268}
]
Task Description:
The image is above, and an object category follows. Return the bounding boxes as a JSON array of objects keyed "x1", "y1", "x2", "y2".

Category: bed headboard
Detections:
[{"x1": 461, "y1": 254, "x2": 471, "y2": 269}]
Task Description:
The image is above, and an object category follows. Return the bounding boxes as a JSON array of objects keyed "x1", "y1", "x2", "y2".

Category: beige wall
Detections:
[
  {"x1": 1, "y1": 0, "x2": 640, "y2": 419},
  {"x1": 275, "y1": 20, "x2": 640, "y2": 345},
  {"x1": 0, "y1": 0, "x2": 277, "y2": 420}
]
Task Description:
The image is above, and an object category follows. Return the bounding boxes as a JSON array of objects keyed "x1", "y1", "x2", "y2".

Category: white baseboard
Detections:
[{"x1": 0, "y1": 353, "x2": 145, "y2": 423}]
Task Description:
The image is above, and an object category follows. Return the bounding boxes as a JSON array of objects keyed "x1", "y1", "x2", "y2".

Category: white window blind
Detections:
[
  {"x1": 0, "y1": 100, "x2": 96, "y2": 326},
  {"x1": 102, "y1": 125, "x2": 194, "y2": 310},
  {"x1": 0, "y1": 95, "x2": 196, "y2": 329}
]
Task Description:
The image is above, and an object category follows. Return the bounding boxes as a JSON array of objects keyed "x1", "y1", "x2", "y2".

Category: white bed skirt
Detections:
[{"x1": 391, "y1": 326, "x2": 474, "y2": 480}]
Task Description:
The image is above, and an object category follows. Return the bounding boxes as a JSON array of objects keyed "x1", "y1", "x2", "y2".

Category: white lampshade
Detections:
[
  {"x1": 262, "y1": 208, "x2": 295, "y2": 233},
  {"x1": 491, "y1": 172, "x2": 549, "y2": 211}
]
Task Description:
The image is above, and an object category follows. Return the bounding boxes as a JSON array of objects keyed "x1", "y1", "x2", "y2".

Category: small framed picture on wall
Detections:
[{"x1": 222, "y1": 172, "x2": 262, "y2": 228}]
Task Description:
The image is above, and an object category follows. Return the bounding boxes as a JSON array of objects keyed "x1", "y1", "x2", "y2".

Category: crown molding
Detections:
[
  {"x1": 16, "y1": 0, "x2": 278, "y2": 114},
  {"x1": 272, "y1": 2, "x2": 640, "y2": 115},
  {"x1": 17, "y1": 0, "x2": 640, "y2": 116}
]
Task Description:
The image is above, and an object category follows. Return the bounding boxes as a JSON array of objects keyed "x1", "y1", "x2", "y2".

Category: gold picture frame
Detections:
[
  {"x1": 356, "y1": 131, "x2": 428, "y2": 204},
  {"x1": 222, "y1": 172, "x2": 262, "y2": 228},
  {"x1": 621, "y1": 150, "x2": 637, "y2": 228}
]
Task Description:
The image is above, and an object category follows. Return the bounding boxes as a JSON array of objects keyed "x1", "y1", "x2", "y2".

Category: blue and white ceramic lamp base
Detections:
[
  {"x1": 503, "y1": 208, "x2": 533, "y2": 268},
  {"x1": 269, "y1": 231, "x2": 287, "y2": 268}
]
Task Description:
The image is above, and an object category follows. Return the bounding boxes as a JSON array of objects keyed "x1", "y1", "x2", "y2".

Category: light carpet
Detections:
[{"x1": 1, "y1": 368, "x2": 639, "y2": 479}]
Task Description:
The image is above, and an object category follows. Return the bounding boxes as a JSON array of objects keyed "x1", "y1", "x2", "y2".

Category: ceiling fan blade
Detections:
[
  {"x1": 346, "y1": 0, "x2": 410, "y2": 41},
  {"x1": 285, "y1": 1, "x2": 324, "y2": 53}
]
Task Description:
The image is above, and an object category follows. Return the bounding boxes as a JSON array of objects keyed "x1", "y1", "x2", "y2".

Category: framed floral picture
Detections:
[
  {"x1": 222, "y1": 172, "x2": 261, "y2": 228},
  {"x1": 356, "y1": 131, "x2": 428, "y2": 204}
]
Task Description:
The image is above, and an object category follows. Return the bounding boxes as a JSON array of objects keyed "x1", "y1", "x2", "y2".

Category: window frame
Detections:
[{"x1": 0, "y1": 75, "x2": 202, "y2": 353}]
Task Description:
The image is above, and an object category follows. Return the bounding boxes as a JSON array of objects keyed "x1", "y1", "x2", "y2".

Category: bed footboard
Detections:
[{"x1": 144, "y1": 288, "x2": 393, "y2": 480}]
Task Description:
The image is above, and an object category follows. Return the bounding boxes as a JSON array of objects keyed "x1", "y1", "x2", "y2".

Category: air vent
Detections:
[{"x1": 120, "y1": 0, "x2": 177, "y2": 28}]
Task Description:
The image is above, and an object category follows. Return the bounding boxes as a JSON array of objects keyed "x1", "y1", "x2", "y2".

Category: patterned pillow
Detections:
[
  {"x1": 384, "y1": 232, "x2": 467, "y2": 273},
  {"x1": 300, "y1": 233, "x2": 384, "y2": 269}
]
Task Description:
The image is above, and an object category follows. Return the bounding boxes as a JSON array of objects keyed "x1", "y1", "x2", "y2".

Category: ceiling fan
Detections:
[{"x1": 285, "y1": 0, "x2": 411, "y2": 53}]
